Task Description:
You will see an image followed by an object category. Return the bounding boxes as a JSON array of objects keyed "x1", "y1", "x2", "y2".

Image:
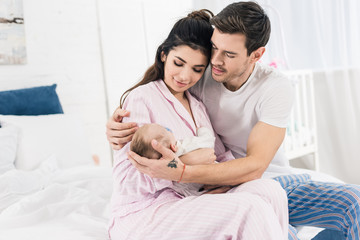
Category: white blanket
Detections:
[
  {"x1": 0, "y1": 157, "x2": 112, "y2": 240},
  {"x1": 0, "y1": 156, "x2": 344, "y2": 240}
]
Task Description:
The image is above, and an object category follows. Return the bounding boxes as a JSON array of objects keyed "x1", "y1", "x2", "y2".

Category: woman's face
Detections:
[{"x1": 161, "y1": 45, "x2": 208, "y2": 96}]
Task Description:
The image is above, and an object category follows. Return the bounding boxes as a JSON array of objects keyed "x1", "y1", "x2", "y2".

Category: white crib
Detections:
[{"x1": 283, "y1": 70, "x2": 319, "y2": 171}]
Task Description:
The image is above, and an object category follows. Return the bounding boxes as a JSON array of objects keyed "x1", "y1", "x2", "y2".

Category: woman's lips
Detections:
[{"x1": 175, "y1": 80, "x2": 187, "y2": 87}]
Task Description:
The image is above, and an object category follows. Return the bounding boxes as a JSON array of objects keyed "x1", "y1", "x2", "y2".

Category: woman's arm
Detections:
[{"x1": 113, "y1": 91, "x2": 174, "y2": 192}]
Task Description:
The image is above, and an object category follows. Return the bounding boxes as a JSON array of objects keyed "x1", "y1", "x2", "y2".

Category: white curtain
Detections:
[{"x1": 194, "y1": 0, "x2": 360, "y2": 184}]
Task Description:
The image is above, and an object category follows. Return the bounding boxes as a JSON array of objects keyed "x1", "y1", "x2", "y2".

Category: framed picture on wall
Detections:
[{"x1": 0, "y1": 0, "x2": 26, "y2": 64}]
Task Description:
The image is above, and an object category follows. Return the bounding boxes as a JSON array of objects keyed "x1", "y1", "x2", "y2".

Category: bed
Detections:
[
  {"x1": 0, "y1": 161, "x2": 111, "y2": 240},
  {"x1": 0, "y1": 81, "x2": 112, "y2": 240},
  {"x1": 0, "y1": 113, "x2": 112, "y2": 240}
]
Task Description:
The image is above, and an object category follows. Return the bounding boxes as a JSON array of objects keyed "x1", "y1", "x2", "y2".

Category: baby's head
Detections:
[{"x1": 130, "y1": 123, "x2": 176, "y2": 159}]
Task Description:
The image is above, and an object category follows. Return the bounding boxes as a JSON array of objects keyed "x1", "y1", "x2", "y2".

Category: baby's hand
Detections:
[{"x1": 179, "y1": 148, "x2": 216, "y2": 165}]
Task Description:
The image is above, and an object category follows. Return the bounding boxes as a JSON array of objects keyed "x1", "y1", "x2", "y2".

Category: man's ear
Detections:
[{"x1": 251, "y1": 47, "x2": 266, "y2": 63}]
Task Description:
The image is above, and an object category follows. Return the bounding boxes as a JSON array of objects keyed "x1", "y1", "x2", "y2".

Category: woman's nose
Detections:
[{"x1": 178, "y1": 67, "x2": 192, "y2": 81}]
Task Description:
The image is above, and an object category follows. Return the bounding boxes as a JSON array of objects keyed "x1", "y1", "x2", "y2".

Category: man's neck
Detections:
[{"x1": 223, "y1": 63, "x2": 256, "y2": 92}]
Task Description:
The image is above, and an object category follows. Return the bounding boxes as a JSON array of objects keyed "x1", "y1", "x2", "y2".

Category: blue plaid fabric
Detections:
[{"x1": 273, "y1": 174, "x2": 360, "y2": 240}]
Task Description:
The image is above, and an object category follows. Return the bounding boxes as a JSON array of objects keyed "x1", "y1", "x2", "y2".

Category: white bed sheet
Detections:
[
  {"x1": 0, "y1": 157, "x2": 112, "y2": 240},
  {"x1": 0, "y1": 157, "x2": 344, "y2": 240}
]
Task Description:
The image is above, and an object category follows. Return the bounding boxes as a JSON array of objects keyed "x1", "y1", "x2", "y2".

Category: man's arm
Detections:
[
  {"x1": 128, "y1": 121, "x2": 286, "y2": 185},
  {"x1": 106, "y1": 107, "x2": 138, "y2": 150}
]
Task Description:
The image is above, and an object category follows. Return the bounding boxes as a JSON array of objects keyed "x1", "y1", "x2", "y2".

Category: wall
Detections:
[
  {"x1": 98, "y1": 0, "x2": 194, "y2": 113},
  {"x1": 0, "y1": 0, "x2": 111, "y2": 166},
  {"x1": 314, "y1": 68, "x2": 360, "y2": 184}
]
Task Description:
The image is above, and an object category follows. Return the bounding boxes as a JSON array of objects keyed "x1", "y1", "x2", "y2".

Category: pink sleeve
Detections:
[
  {"x1": 197, "y1": 100, "x2": 235, "y2": 163},
  {"x1": 113, "y1": 147, "x2": 173, "y2": 196},
  {"x1": 213, "y1": 132, "x2": 235, "y2": 163},
  {"x1": 113, "y1": 90, "x2": 173, "y2": 194}
]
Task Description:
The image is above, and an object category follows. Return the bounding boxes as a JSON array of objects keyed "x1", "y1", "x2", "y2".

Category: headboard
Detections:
[
  {"x1": 0, "y1": 74, "x2": 112, "y2": 166},
  {"x1": 283, "y1": 70, "x2": 319, "y2": 171}
]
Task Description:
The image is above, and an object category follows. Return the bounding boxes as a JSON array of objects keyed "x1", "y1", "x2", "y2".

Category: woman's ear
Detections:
[{"x1": 160, "y1": 51, "x2": 166, "y2": 62}]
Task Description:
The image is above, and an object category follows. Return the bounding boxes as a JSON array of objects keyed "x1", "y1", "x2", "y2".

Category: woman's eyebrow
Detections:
[
  {"x1": 175, "y1": 56, "x2": 206, "y2": 67},
  {"x1": 175, "y1": 56, "x2": 187, "y2": 63}
]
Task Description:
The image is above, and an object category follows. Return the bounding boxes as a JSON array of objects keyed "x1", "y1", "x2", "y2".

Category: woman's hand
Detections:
[
  {"x1": 106, "y1": 107, "x2": 138, "y2": 150},
  {"x1": 179, "y1": 148, "x2": 216, "y2": 165},
  {"x1": 128, "y1": 139, "x2": 185, "y2": 181}
]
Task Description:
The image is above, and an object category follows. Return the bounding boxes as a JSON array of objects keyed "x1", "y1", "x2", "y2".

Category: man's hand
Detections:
[
  {"x1": 200, "y1": 185, "x2": 233, "y2": 194},
  {"x1": 179, "y1": 148, "x2": 216, "y2": 165},
  {"x1": 106, "y1": 108, "x2": 138, "y2": 150},
  {"x1": 128, "y1": 139, "x2": 185, "y2": 181}
]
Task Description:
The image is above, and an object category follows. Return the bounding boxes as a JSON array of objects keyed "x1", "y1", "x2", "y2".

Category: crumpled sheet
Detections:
[{"x1": 0, "y1": 156, "x2": 112, "y2": 240}]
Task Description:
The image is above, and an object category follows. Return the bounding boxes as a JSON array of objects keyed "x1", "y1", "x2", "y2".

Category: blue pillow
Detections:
[{"x1": 0, "y1": 84, "x2": 63, "y2": 115}]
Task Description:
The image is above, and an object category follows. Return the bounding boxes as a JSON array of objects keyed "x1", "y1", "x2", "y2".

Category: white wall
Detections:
[
  {"x1": 0, "y1": 0, "x2": 111, "y2": 166},
  {"x1": 98, "y1": 0, "x2": 194, "y2": 113}
]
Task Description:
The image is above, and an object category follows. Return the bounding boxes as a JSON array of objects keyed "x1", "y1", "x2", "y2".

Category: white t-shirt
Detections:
[{"x1": 190, "y1": 62, "x2": 295, "y2": 178}]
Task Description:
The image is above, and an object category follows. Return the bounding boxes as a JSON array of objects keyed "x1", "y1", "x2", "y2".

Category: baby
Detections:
[{"x1": 130, "y1": 123, "x2": 216, "y2": 197}]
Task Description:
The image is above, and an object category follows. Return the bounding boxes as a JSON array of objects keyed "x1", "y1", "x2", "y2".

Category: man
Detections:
[{"x1": 106, "y1": 2, "x2": 359, "y2": 239}]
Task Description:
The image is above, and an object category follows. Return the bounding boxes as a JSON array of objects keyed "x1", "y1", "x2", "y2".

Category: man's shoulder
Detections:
[
  {"x1": 256, "y1": 63, "x2": 287, "y2": 79},
  {"x1": 255, "y1": 63, "x2": 292, "y2": 88}
]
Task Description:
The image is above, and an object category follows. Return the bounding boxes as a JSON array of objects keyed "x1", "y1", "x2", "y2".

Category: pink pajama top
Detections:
[{"x1": 110, "y1": 80, "x2": 234, "y2": 222}]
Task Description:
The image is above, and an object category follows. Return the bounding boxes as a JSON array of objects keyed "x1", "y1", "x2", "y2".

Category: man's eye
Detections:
[{"x1": 226, "y1": 53, "x2": 235, "y2": 58}]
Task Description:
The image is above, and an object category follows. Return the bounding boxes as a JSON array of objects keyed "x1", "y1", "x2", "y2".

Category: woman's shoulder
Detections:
[
  {"x1": 123, "y1": 81, "x2": 162, "y2": 108},
  {"x1": 126, "y1": 81, "x2": 159, "y2": 99},
  {"x1": 129, "y1": 81, "x2": 156, "y2": 94}
]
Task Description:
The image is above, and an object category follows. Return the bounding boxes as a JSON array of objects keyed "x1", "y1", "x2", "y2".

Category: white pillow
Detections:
[
  {"x1": 0, "y1": 122, "x2": 18, "y2": 174},
  {"x1": 0, "y1": 114, "x2": 92, "y2": 171}
]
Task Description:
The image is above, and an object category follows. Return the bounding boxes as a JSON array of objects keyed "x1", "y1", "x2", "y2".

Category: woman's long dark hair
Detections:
[{"x1": 120, "y1": 9, "x2": 214, "y2": 108}]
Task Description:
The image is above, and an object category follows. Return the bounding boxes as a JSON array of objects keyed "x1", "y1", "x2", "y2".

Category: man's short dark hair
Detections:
[{"x1": 211, "y1": 1, "x2": 271, "y2": 56}]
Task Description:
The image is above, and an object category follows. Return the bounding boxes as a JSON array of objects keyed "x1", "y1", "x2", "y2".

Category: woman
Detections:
[{"x1": 109, "y1": 10, "x2": 288, "y2": 239}]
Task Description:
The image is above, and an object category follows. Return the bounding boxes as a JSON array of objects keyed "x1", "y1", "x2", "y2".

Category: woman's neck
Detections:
[
  {"x1": 173, "y1": 92, "x2": 186, "y2": 102},
  {"x1": 167, "y1": 87, "x2": 197, "y2": 127}
]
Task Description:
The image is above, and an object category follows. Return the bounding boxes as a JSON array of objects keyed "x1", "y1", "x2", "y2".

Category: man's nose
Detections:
[{"x1": 211, "y1": 51, "x2": 223, "y2": 66}]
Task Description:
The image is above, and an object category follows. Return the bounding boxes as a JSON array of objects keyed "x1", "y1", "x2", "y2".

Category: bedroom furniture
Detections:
[{"x1": 283, "y1": 70, "x2": 319, "y2": 172}]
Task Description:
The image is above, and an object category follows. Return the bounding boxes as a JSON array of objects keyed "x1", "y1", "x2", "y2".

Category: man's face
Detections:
[{"x1": 210, "y1": 28, "x2": 253, "y2": 90}]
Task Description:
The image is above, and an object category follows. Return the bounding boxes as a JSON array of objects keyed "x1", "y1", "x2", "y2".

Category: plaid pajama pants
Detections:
[{"x1": 273, "y1": 174, "x2": 360, "y2": 240}]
